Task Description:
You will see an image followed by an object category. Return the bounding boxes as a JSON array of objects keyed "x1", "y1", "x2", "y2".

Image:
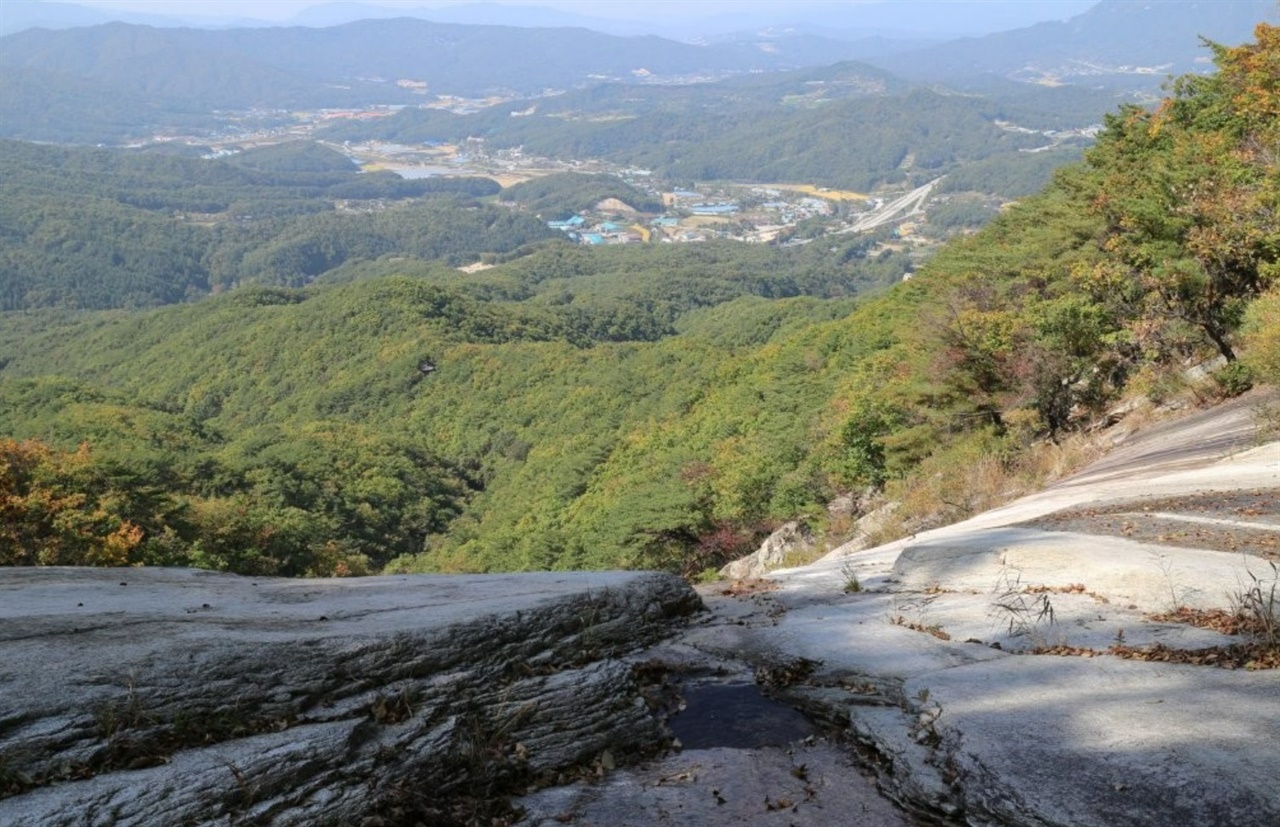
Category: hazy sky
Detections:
[
  {"x1": 65, "y1": 0, "x2": 1097, "y2": 24},
  {"x1": 66, "y1": 1, "x2": 852, "y2": 21}
]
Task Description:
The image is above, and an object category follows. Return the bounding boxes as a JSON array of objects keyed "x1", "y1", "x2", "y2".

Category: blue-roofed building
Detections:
[
  {"x1": 599, "y1": 221, "x2": 622, "y2": 232},
  {"x1": 550, "y1": 215, "x2": 588, "y2": 232},
  {"x1": 582, "y1": 233, "x2": 606, "y2": 245},
  {"x1": 689, "y1": 203, "x2": 739, "y2": 216}
]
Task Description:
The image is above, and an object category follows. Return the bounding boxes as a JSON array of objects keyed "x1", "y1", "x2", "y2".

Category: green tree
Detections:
[{"x1": 1083, "y1": 26, "x2": 1280, "y2": 362}]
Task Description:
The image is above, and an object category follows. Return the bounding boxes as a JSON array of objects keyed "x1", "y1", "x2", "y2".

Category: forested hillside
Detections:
[
  {"x1": 1, "y1": 26, "x2": 1276, "y2": 578},
  {"x1": 0, "y1": 139, "x2": 547, "y2": 310},
  {"x1": 0, "y1": 237, "x2": 905, "y2": 574},
  {"x1": 499, "y1": 173, "x2": 664, "y2": 219},
  {"x1": 322, "y1": 68, "x2": 1115, "y2": 193}
]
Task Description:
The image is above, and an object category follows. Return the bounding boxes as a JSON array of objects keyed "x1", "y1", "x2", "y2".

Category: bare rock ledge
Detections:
[{"x1": 0, "y1": 567, "x2": 703, "y2": 826}]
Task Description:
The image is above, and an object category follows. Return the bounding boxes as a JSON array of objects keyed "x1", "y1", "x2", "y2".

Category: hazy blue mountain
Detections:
[
  {"x1": 686, "y1": 0, "x2": 1097, "y2": 40},
  {"x1": 291, "y1": 2, "x2": 615, "y2": 31},
  {"x1": 0, "y1": 17, "x2": 850, "y2": 99},
  {"x1": 4, "y1": 1, "x2": 1261, "y2": 145},
  {"x1": 867, "y1": 0, "x2": 1279, "y2": 88},
  {"x1": 0, "y1": 23, "x2": 366, "y2": 110},
  {"x1": 0, "y1": 14, "x2": 920, "y2": 141},
  {"x1": 0, "y1": 0, "x2": 113, "y2": 34},
  {"x1": 703, "y1": 30, "x2": 936, "y2": 64},
  {"x1": 3, "y1": 1, "x2": 1100, "y2": 41},
  {"x1": 0, "y1": 0, "x2": 264, "y2": 35},
  {"x1": 286, "y1": 1, "x2": 1098, "y2": 40}
]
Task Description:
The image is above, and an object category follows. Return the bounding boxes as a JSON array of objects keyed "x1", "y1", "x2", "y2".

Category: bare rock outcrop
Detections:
[
  {"x1": 0, "y1": 567, "x2": 702, "y2": 825},
  {"x1": 720, "y1": 521, "x2": 814, "y2": 580}
]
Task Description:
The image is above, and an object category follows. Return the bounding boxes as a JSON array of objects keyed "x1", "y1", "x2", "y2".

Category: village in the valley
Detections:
[{"x1": 180, "y1": 97, "x2": 1005, "y2": 253}]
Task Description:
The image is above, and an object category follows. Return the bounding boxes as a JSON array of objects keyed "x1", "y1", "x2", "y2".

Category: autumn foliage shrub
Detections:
[
  {"x1": 1242, "y1": 287, "x2": 1280, "y2": 384},
  {"x1": 0, "y1": 439, "x2": 145, "y2": 566}
]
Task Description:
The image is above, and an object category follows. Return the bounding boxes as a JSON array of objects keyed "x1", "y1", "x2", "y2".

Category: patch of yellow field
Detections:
[
  {"x1": 491, "y1": 169, "x2": 566, "y2": 188},
  {"x1": 629, "y1": 223, "x2": 651, "y2": 242},
  {"x1": 683, "y1": 215, "x2": 733, "y2": 228},
  {"x1": 771, "y1": 184, "x2": 868, "y2": 201},
  {"x1": 489, "y1": 173, "x2": 535, "y2": 187}
]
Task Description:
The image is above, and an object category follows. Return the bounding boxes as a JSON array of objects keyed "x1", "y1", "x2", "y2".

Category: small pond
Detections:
[{"x1": 666, "y1": 680, "x2": 816, "y2": 750}]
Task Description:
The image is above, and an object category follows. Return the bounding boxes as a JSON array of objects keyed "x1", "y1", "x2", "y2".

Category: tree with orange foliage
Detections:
[{"x1": 0, "y1": 438, "x2": 145, "y2": 566}]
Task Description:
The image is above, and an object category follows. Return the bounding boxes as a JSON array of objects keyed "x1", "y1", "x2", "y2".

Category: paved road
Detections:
[{"x1": 841, "y1": 177, "x2": 942, "y2": 234}]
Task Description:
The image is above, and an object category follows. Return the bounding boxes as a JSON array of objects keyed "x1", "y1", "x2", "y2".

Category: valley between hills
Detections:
[{"x1": 1, "y1": 2, "x2": 1278, "y2": 825}]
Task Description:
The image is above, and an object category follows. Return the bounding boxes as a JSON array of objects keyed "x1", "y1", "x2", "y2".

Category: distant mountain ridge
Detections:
[
  {"x1": 0, "y1": 0, "x2": 1098, "y2": 40},
  {"x1": 0, "y1": 0, "x2": 263, "y2": 35},
  {"x1": 0, "y1": 16, "x2": 884, "y2": 107},
  {"x1": 867, "y1": 0, "x2": 1279, "y2": 88},
  {"x1": 0, "y1": 14, "x2": 937, "y2": 143},
  {"x1": 1, "y1": 1, "x2": 1274, "y2": 148}
]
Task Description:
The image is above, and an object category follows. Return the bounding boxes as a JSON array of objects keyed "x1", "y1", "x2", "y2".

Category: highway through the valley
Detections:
[{"x1": 841, "y1": 176, "x2": 943, "y2": 233}]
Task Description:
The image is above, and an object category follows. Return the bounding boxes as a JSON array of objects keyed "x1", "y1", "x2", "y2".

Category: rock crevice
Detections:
[{"x1": 0, "y1": 568, "x2": 702, "y2": 826}]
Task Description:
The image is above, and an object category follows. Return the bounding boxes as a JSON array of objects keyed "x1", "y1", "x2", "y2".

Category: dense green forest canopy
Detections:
[
  {"x1": 0, "y1": 236, "x2": 905, "y2": 575},
  {"x1": 0, "y1": 139, "x2": 542, "y2": 310},
  {"x1": 1, "y1": 25, "x2": 1277, "y2": 578},
  {"x1": 229, "y1": 140, "x2": 361, "y2": 173},
  {"x1": 0, "y1": 65, "x2": 222, "y2": 144}
]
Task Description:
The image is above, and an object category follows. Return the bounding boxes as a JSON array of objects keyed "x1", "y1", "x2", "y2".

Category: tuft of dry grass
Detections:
[{"x1": 866, "y1": 431, "x2": 1103, "y2": 548}]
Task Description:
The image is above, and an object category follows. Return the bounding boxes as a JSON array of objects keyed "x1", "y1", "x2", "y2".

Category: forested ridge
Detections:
[
  {"x1": 0, "y1": 17, "x2": 820, "y2": 115},
  {"x1": 0, "y1": 17, "x2": 935, "y2": 145},
  {"x1": 499, "y1": 173, "x2": 665, "y2": 219},
  {"x1": 321, "y1": 72, "x2": 1114, "y2": 194},
  {"x1": 1, "y1": 27, "x2": 1277, "y2": 578}
]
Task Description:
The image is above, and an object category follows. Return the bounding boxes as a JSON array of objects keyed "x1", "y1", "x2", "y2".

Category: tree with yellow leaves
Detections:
[{"x1": 0, "y1": 439, "x2": 145, "y2": 566}]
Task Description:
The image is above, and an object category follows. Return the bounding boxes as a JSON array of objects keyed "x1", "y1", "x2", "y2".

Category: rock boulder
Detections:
[{"x1": 720, "y1": 521, "x2": 814, "y2": 580}]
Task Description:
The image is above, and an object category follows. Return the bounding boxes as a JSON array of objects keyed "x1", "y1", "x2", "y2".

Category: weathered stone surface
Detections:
[
  {"x1": 720, "y1": 521, "x2": 814, "y2": 580},
  {"x1": 736, "y1": 397, "x2": 1280, "y2": 827},
  {"x1": 517, "y1": 742, "x2": 914, "y2": 827},
  {"x1": 0, "y1": 568, "x2": 702, "y2": 825},
  {"x1": 910, "y1": 657, "x2": 1280, "y2": 827},
  {"x1": 890, "y1": 527, "x2": 1266, "y2": 609}
]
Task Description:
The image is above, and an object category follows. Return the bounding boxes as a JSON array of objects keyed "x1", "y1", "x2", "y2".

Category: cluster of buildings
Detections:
[
  {"x1": 545, "y1": 182, "x2": 859, "y2": 246},
  {"x1": 547, "y1": 215, "x2": 650, "y2": 245}
]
